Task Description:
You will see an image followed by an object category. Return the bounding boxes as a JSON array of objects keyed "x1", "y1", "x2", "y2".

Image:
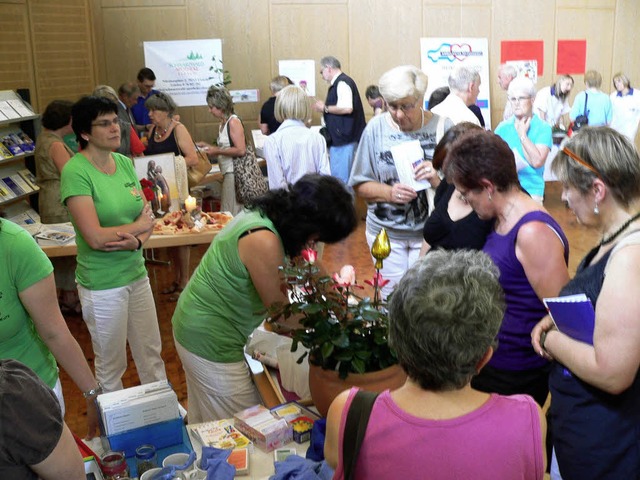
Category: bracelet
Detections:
[
  {"x1": 324, "y1": 105, "x2": 329, "y2": 114},
  {"x1": 83, "y1": 382, "x2": 103, "y2": 399},
  {"x1": 135, "y1": 237, "x2": 143, "y2": 251},
  {"x1": 540, "y1": 329, "x2": 553, "y2": 352}
]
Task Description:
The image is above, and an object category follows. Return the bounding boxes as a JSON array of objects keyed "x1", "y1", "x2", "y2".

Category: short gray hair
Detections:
[
  {"x1": 320, "y1": 56, "x2": 341, "y2": 69},
  {"x1": 388, "y1": 249, "x2": 505, "y2": 391},
  {"x1": 508, "y1": 76, "x2": 536, "y2": 98},
  {"x1": 93, "y1": 85, "x2": 119, "y2": 104},
  {"x1": 448, "y1": 65, "x2": 480, "y2": 93},
  {"x1": 275, "y1": 85, "x2": 310, "y2": 123},
  {"x1": 270, "y1": 75, "x2": 292, "y2": 94},
  {"x1": 499, "y1": 63, "x2": 517, "y2": 79},
  {"x1": 206, "y1": 86, "x2": 234, "y2": 115},
  {"x1": 144, "y1": 91, "x2": 177, "y2": 116},
  {"x1": 379, "y1": 65, "x2": 429, "y2": 104}
]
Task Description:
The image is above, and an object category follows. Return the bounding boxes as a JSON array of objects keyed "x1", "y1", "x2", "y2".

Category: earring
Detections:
[
  {"x1": 488, "y1": 191, "x2": 492, "y2": 201},
  {"x1": 594, "y1": 202, "x2": 600, "y2": 215}
]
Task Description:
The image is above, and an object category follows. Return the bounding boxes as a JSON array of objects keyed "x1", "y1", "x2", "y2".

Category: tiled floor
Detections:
[{"x1": 61, "y1": 182, "x2": 595, "y2": 439}]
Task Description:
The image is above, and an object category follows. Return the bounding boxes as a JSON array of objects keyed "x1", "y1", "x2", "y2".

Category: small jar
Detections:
[
  {"x1": 101, "y1": 450, "x2": 129, "y2": 480},
  {"x1": 135, "y1": 444, "x2": 158, "y2": 477}
]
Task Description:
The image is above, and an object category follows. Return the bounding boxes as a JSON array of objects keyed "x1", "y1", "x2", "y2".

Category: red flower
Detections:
[
  {"x1": 301, "y1": 248, "x2": 318, "y2": 264},
  {"x1": 364, "y1": 272, "x2": 390, "y2": 288}
]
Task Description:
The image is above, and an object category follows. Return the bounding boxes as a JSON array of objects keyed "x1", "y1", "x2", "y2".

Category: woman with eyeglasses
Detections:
[
  {"x1": 531, "y1": 127, "x2": 640, "y2": 479},
  {"x1": 495, "y1": 77, "x2": 552, "y2": 204},
  {"x1": 349, "y1": 65, "x2": 453, "y2": 297},
  {"x1": 446, "y1": 129, "x2": 570, "y2": 408},
  {"x1": 60, "y1": 96, "x2": 166, "y2": 393}
]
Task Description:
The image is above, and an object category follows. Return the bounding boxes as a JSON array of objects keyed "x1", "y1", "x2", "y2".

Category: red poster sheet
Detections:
[
  {"x1": 557, "y1": 40, "x2": 587, "y2": 74},
  {"x1": 501, "y1": 41, "x2": 544, "y2": 75}
]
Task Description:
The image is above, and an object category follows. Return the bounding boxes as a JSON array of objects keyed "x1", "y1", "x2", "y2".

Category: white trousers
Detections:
[
  {"x1": 174, "y1": 337, "x2": 261, "y2": 424},
  {"x1": 365, "y1": 230, "x2": 422, "y2": 299},
  {"x1": 78, "y1": 276, "x2": 166, "y2": 392}
]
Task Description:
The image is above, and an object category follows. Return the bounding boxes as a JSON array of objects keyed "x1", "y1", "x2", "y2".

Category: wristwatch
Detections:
[
  {"x1": 135, "y1": 237, "x2": 143, "y2": 250},
  {"x1": 83, "y1": 382, "x2": 104, "y2": 399},
  {"x1": 540, "y1": 330, "x2": 551, "y2": 352}
]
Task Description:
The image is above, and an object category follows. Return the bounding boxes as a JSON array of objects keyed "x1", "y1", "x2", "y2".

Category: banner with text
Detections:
[
  {"x1": 144, "y1": 39, "x2": 223, "y2": 107},
  {"x1": 420, "y1": 38, "x2": 491, "y2": 129}
]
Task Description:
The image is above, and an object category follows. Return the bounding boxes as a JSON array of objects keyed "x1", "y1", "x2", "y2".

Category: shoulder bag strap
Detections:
[
  {"x1": 583, "y1": 93, "x2": 588, "y2": 117},
  {"x1": 172, "y1": 127, "x2": 183, "y2": 157},
  {"x1": 343, "y1": 390, "x2": 379, "y2": 480}
]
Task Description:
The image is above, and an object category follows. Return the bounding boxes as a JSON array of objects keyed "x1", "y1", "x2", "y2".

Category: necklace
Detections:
[
  {"x1": 154, "y1": 119, "x2": 173, "y2": 139},
  {"x1": 390, "y1": 108, "x2": 426, "y2": 132},
  {"x1": 88, "y1": 157, "x2": 113, "y2": 175},
  {"x1": 600, "y1": 211, "x2": 640, "y2": 246}
]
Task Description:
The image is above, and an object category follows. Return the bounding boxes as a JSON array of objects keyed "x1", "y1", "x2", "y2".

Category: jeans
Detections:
[{"x1": 329, "y1": 142, "x2": 358, "y2": 185}]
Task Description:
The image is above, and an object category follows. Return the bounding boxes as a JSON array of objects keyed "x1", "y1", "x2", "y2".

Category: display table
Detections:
[
  {"x1": 186, "y1": 422, "x2": 309, "y2": 480},
  {"x1": 40, "y1": 230, "x2": 219, "y2": 258}
]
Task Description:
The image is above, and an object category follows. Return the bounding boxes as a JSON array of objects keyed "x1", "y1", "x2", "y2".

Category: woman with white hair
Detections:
[
  {"x1": 263, "y1": 85, "x2": 330, "y2": 189},
  {"x1": 495, "y1": 77, "x2": 552, "y2": 203},
  {"x1": 349, "y1": 65, "x2": 453, "y2": 297}
]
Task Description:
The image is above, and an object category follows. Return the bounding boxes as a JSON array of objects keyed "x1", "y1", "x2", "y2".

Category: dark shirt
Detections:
[
  {"x1": 131, "y1": 89, "x2": 159, "y2": 127},
  {"x1": 260, "y1": 97, "x2": 281, "y2": 134},
  {"x1": 423, "y1": 181, "x2": 493, "y2": 251},
  {"x1": 146, "y1": 127, "x2": 180, "y2": 156},
  {"x1": 468, "y1": 104, "x2": 485, "y2": 127}
]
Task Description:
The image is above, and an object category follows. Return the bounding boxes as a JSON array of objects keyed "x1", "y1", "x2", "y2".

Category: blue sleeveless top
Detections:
[
  {"x1": 550, "y1": 245, "x2": 640, "y2": 479},
  {"x1": 483, "y1": 210, "x2": 569, "y2": 371}
]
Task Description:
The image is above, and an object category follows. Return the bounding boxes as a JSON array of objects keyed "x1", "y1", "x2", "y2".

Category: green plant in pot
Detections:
[{"x1": 269, "y1": 229, "x2": 407, "y2": 416}]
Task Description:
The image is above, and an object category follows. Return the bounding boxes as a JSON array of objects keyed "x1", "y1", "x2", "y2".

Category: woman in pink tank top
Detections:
[{"x1": 325, "y1": 249, "x2": 546, "y2": 480}]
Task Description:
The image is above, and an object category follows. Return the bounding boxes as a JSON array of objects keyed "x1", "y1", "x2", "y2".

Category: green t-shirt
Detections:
[
  {"x1": 172, "y1": 210, "x2": 283, "y2": 363},
  {"x1": 60, "y1": 152, "x2": 147, "y2": 290},
  {"x1": 0, "y1": 219, "x2": 58, "y2": 388}
]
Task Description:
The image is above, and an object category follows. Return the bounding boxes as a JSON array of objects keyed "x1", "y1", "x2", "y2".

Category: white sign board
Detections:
[
  {"x1": 278, "y1": 60, "x2": 317, "y2": 97},
  {"x1": 143, "y1": 39, "x2": 223, "y2": 107},
  {"x1": 420, "y1": 38, "x2": 492, "y2": 129}
]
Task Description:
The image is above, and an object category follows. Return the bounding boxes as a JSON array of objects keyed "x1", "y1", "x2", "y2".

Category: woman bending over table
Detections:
[{"x1": 172, "y1": 174, "x2": 357, "y2": 422}]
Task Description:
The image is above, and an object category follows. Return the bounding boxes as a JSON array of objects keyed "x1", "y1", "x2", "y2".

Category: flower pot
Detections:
[{"x1": 308, "y1": 363, "x2": 407, "y2": 417}]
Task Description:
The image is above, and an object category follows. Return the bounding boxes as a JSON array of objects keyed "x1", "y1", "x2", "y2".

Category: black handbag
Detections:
[
  {"x1": 319, "y1": 126, "x2": 332, "y2": 148},
  {"x1": 227, "y1": 117, "x2": 268, "y2": 204},
  {"x1": 572, "y1": 93, "x2": 589, "y2": 132}
]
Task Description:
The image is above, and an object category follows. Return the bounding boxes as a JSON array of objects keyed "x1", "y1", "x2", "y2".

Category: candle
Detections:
[
  {"x1": 157, "y1": 190, "x2": 163, "y2": 203},
  {"x1": 184, "y1": 195, "x2": 196, "y2": 213}
]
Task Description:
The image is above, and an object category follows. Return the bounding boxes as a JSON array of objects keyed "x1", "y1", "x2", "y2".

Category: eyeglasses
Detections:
[
  {"x1": 91, "y1": 118, "x2": 120, "y2": 128},
  {"x1": 387, "y1": 102, "x2": 418, "y2": 113},
  {"x1": 508, "y1": 96, "x2": 531, "y2": 103}
]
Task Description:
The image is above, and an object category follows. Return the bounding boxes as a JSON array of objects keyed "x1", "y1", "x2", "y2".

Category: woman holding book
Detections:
[
  {"x1": 531, "y1": 126, "x2": 640, "y2": 479},
  {"x1": 446, "y1": 129, "x2": 570, "y2": 407},
  {"x1": 60, "y1": 96, "x2": 166, "y2": 394}
]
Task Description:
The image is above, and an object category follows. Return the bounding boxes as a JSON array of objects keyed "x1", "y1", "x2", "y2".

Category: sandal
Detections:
[{"x1": 161, "y1": 282, "x2": 181, "y2": 295}]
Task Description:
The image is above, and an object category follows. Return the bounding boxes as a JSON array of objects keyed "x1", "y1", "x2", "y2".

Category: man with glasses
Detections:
[
  {"x1": 313, "y1": 56, "x2": 366, "y2": 185},
  {"x1": 131, "y1": 67, "x2": 159, "y2": 135},
  {"x1": 431, "y1": 65, "x2": 482, "y2": 126}
]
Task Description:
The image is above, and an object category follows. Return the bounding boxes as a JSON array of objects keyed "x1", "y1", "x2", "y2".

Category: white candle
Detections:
[
  {"x1": 185, "y1": 195, "x2": 196, "y2": 212},
  {"x1": 157, "y1": 190, "x2": 163, "y2": 202}
]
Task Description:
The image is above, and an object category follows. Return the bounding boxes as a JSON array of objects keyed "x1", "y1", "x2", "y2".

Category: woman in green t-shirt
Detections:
[{"x1": 60, "y1": 96, "x2": 166, "y2": 393}]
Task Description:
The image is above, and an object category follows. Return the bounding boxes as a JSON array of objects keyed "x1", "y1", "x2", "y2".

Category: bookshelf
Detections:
[{"x1": 0, "y1": 90, "x2": 40, "y2": 212}]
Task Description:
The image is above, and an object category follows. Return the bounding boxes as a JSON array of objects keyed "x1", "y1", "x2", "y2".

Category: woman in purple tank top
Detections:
[{"x1": 446, "y1": 130, "x2": 570, "y2": 406}]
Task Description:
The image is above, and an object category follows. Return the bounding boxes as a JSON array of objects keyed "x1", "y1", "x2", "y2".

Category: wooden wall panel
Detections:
[{"x1": 0, "y1": 3, "x2": 35, "y2": 100}]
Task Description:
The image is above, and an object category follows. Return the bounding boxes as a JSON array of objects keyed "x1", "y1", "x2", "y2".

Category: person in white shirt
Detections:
[
  {"x1": 264, "y1": 85, "x2": 330, "y2": 190},
  {"x1": 610, "y1": 72, "x2": 640, "y2": 142},
  {"x1": 430, "y1": 65, "x2": 482, "y2": 126},
  {"x1": 533, "y1": 75, "x2": 574, "y2": 129}
]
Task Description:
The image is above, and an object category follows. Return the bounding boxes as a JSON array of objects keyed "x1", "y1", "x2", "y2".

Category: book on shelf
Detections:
[
  {"x1": 8, "y1": 131, "x2": 34, "y2": 153},
  {"x1": 191, "y1": 419, "x2": 253, "y2": 451},
  {"x1": 0, "y1": 179, "x2": 16, "y2": 199},
  {"x1": 543, "y1": 293, "x2": 596, "y2": 345},
  {"x1": 18, "y1": 168, "x2": 39, "y2": 191},
  {"x1": 9, "y1": 173, "x2": 33, "y2": 194},
  {"x1": 1, "y1": 176, "x2": 25, "y2": 196},
  {"x1": 0, "y1": 142, "x2": 12, "y2": 160},
  {"x1": 2, "y1": 133, "x2": 26, "y2": 156},
  {"x1": 6, "y1": 98, "x2": 34, "y2": 118},
  {"x1": 0, "y1": 101, "x2": 20, "y2": 120},
  {"x1": 35, "y1": 223, "x2": 76, "y2": 246}
]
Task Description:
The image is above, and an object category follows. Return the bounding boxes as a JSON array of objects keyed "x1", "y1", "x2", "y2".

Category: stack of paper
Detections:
[
  {"x1": 35, "y1": 223, "x2": 76, "y2": 246},
  {"x1": 97, "y1": 380, "x2": 180, "y2": 436}
]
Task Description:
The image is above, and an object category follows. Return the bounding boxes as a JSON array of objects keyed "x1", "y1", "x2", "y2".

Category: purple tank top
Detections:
[
  {"x1": 483, "y1": 211, "x2": 568, "y2": 370},
  {"x1": 336, "y1": 388, "x2": 544, "y2": 480}
]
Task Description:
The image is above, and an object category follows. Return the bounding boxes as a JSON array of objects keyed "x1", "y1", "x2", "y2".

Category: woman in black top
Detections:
[{"x1": 420, "y1": 122, "x2": 493, "y2": 255}]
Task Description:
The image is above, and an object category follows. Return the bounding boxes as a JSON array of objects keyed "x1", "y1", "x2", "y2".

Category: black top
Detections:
[
  {"x1": 324, "y1": 72, "x2": 366, "y2": 146},
  {"x1": 259, "y1": 97, "x2": 281, "y2": 134},
  {"x1": 146, "y1": 127, "x2": 180, "y2": 156},
  {"x1": 422, "y1": 180, "x2": 493, "y2": 251}
]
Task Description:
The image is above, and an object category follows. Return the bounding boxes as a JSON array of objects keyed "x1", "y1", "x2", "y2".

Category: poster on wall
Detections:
[
  {"x1": 420, "y1": 38, "x2": 492, "y2": 129},
  {"x1": 278, "y1": 60, "x2": 316, "y2": 97},
  {"x1": 144, "y1": 39, "x2": 223, "y2": 107},
  {"x1": 506, "y1": 60, "x2": 538, "y2": 83}
]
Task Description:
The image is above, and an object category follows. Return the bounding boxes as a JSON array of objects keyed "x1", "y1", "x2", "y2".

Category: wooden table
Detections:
[{"x1": 40, "y1": 230, "x2": 219, "y2": 258}]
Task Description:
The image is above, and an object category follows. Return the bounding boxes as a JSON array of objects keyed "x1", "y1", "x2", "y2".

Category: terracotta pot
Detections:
[{"x1": 308, "y1": 363, "x2": 407, "y2": 417}]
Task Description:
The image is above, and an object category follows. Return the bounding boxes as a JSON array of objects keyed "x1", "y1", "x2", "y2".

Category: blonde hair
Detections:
[
  {"x1": 93, "y1": 85, "x2": 119, "y2": 104},
  {"x1": 274, "y1": 85, "x2": 310, "y2": 123},
  {"x1": 379, "y1": 65, "x2": 428, "y2": 104},
  {"x1": 584, "y1": 70, "x2": 603, "y2": 88}
]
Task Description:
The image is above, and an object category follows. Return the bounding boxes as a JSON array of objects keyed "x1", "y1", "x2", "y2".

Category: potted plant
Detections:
[{"x1": 268, "y1": 229, "x2": 406, "y2": 416}]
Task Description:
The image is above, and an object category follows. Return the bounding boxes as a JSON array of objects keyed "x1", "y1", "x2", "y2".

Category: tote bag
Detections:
[{"x1": 227, "y1": 118, "x2": 268, "y2": 204}]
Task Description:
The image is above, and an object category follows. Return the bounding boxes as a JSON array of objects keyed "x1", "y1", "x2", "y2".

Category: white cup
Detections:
[
  {"x1": 140, "y1": 467, "x2": 163, "y2": 480},
  {"x1": 162, "y1": 453, "x2": 192, "y2": 469}
]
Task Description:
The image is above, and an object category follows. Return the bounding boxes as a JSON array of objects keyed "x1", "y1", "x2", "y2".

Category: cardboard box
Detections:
[
  {"x1": 271, "y1": 402, "x2": 320, "y2": 444},
  {"x1": 233, "y1": 405, "x2": 292, "y2": 452}
]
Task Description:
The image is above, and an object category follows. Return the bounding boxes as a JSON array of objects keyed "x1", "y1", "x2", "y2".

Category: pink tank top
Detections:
[{"x1": 335, "y1": 388, "x2": 543, "y2": 480}]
